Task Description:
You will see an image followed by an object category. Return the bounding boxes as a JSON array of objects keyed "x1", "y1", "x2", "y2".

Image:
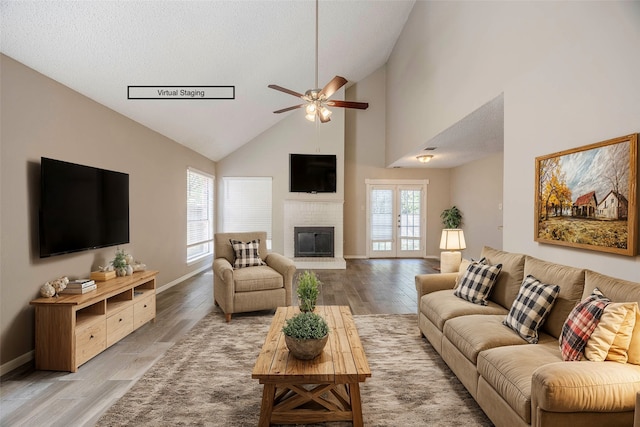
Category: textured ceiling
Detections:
[
  {"x1": 1, "y1": 0, "x2": 416, "y2": 161},
  {"x1": 391, "y1": 94, "x2": 505, "y2": 169}
]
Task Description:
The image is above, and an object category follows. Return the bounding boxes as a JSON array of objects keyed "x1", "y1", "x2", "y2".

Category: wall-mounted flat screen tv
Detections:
[
  {"x1": 289, "y1": 153, "x2": 337, "y2": 193},
  {"x1": 39, "y1": 157, "x2": 130, "y2": 258}
]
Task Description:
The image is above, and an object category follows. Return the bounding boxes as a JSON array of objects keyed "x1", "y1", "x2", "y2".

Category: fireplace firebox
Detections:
[{"x1": 294, "y1": 227, "x2": 334, "y2": 258}]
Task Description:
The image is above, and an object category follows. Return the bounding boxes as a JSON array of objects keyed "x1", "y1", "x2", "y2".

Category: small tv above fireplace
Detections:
[{"x1": 289, "y1": 154, "x2": 336, "y2": 193}]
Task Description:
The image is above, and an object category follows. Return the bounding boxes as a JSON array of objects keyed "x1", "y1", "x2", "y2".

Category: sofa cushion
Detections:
[
  {"x1": 230, "y1": 239, "x2": 267, "y2": 269},
  {"x1": 443, "y1": 314, "x2": 531, "y2": 364},
  {"x1": 503, "y1": 275, "x2": 560, "y2": 344},
  {"x1": 585, "y1": 302, "x2": 637, "y2": 363},
  {"x1": 523, "y1": 256, "x2": 585, "y2": 339},
  {"x1": 477, "y1": 341, "x2": 562, "y2": 424},
  {"x1": 559, "y1": 288, "x2": 610, "y2": 361},
  {"x1": 233, "y1": 265, "x2": 283, "y2": 292},
  {"x1": 454, "y1": 261, "x2": 503, "y2": 305},
  {"x1": 421, "y1": 290, "x2": 508, "y2": 331},
  {"x1": 481, "y1": 246, "x2": 526, "y2": 310},
  {"x1": 582, "y1": 270, "x2": 640, "y2": 303}
]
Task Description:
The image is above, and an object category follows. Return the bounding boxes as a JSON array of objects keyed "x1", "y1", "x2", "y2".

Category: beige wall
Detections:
[
  {"x1": 0, "y1": 55, "x2": 216, "y2": 368},
  {"x1": 450, "y1": 153, "x2": 504, "y2": 258},
  {"x1": 344, "y1": 65, "x2": 453, "y2": 258},
  {"x1": 385, "y1": 1, "x2": 577, "y2": 166},
  {"x1": 215, "y1": 90, "x2": 345, "y2": 255},
  {"x1": 501, "y1": 2, "x2": 640, "y2": 280},
  {"x1": 387, "y1": 1, "x2": 640, "y2": 281}
]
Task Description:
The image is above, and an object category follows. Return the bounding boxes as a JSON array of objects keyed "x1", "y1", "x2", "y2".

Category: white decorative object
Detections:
[
  {"x1": 40, "y1": 282, "x2": 56, "y2": 298},
  {"x1": 42, "y1": 276, "x2": 69, "y2": 297},
  {"x1": 440, "y1": 229, "x2": 466, "y2": 273},
  {"x1": 132, "y1": 262, "x2": 147, "y2": 272}
]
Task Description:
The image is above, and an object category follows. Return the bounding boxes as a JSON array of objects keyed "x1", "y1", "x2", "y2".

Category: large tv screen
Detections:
[
  {"x1": 39, "y1": 157, "x2": 130, "y2": 258},
  {"x1": 289, "y1": 154, "x2": 337, "y2": 193}
]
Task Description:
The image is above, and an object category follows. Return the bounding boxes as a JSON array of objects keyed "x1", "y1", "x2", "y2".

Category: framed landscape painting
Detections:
[{"x1": 535, "y1": 133, "x2": 638, "y2": 256}]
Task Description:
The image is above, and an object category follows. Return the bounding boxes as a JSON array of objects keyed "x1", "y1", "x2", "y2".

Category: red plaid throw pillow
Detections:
[{"x1": 559, "y1": 288, "x2": 610, "y2": 361}]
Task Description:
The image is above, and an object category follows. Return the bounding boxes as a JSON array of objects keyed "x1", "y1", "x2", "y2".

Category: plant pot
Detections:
[{"x1": 284, "y1": 334, "x2": 328, "y2": 360}]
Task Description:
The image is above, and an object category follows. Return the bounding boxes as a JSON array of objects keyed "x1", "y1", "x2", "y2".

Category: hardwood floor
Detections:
[{"x1": 0, "y1": 258, "x2": 439, "y2": 426}]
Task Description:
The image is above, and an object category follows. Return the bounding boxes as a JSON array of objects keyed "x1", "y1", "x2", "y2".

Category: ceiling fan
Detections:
[{"x1": 268, "y1": 0, "x2": 369, "y2": 123}]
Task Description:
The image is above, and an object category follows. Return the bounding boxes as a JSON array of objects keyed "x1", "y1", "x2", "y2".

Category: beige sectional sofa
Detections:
[{"x1": 416, "y1": 246, "x2": 640, "y2": 427}]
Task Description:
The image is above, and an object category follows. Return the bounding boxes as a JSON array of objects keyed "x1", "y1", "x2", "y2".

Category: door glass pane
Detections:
[
  {"x1": 399, "y1": 189, "x2": 421, "y2": 251},
  {"x1": 370, "y1": 189, "x2": 393, "y2": 252}
]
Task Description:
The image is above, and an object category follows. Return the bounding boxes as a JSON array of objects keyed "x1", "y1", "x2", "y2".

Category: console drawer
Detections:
[
  {"x1": 107, "y1": 305, "x2": 134, "y2": 347},
  {"x1": 75, "y1": 319, "x2": 106, "y2": 367},
  {"x1": 133, "y1": 294, "x2": 155, "y2": 329}
]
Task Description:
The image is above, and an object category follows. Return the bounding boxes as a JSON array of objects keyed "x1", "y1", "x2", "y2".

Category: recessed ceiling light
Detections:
[{"x1": 416, "y1": 155, "x2": 433, "y2": 163}]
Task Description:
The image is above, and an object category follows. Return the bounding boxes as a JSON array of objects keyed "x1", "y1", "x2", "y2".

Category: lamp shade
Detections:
[{"x1": 439, "y1": 229, "x2": 466, "y2": 251}]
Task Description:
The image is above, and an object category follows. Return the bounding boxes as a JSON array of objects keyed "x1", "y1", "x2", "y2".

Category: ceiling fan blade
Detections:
[
  {"x1": 273, "y1": 104, "x2": 305, "y2": 114},
  {"x1": 268, "y1": 84, "x2": 304, "y2": 98},
  {"x1": 319, "y1": 76, "x2": 348, "y2": 99},
  {"x1": 327, "y1": 100, "x2": 369, "y2": 110}
]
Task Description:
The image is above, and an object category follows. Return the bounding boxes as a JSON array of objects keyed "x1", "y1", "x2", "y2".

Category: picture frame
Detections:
[{"x1": 534, "y1": 133, "x2": 638, "y2": 256}]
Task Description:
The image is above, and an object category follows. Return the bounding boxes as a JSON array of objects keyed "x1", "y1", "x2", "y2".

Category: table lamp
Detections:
[{"x1": 439, "y1": 229, "x2": 466, "y2": 273}]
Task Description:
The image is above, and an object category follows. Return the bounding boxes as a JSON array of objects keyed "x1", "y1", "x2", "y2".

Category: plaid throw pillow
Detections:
[
  {"x1": 503, "y1": 275, "x2": 560, "y2": 344},
  {"x1": 230, "y1": 239, "x2": 266, "y2": 269},
  {"x1": 454, "y1": 261, "x2": 503, "y2": 305},
  {"x1": 559, "y1": 288, "x2": 610, "y2": 361}
]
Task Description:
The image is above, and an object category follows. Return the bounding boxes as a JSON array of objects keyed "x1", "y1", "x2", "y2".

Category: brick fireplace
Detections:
[{"x1": 284, "y1": 199, "x2": 345, "y2": 269}]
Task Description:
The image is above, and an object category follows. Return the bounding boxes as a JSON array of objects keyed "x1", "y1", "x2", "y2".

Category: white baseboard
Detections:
[
  {"x1": 2, "y1": 264, "x2": 212, "y2": 377},
  {"x1": 1, "y1": 350, "x2": 33, "y2": 377},
  {"x1": 344, "y1": 255, "x2": 440, "y2": 260}
]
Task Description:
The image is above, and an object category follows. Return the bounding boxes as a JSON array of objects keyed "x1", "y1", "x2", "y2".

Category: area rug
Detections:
[{"x1": 97, "y1": 312, "x2": 492, "y2": 426}]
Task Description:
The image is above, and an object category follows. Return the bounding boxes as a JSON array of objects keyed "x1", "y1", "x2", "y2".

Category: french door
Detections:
[{"x1": 366, "y1": 180, "x2": 427, "y2": 258}]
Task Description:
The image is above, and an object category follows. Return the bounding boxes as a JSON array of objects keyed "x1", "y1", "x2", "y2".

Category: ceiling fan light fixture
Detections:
[
  {"x1": 268, "y1": 0, "x2": 368, "y2": 121},
  {"x1": 417, "y1": 154, "x2": 434, "y2": 163},
  {"x1": 305, "y1": 103, "x2": 317, "y2": 114},
  {"x1": 319, "y1": 106, "x2": 332, "y2": 121}
]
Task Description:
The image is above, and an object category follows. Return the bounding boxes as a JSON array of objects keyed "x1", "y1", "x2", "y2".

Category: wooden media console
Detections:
[{"x1": 30, "y1": 270, "x2": 158, "y2": 372}]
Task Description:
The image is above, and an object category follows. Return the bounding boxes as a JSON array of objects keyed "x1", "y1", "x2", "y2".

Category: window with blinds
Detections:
[
  {"x1": 371, "y1": 188, "x2": 393, "y2": 251},
  {"x1": 222, "y1": 177, "x2": 272, "y2": 249},
  {"x1": 187, "y1": 168, "x2": 214, "y2": 263}
]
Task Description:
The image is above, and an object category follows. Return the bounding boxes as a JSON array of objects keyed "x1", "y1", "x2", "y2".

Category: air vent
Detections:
[{"x1": 424, "y1": 147, "x2": 437, "y2": 151}]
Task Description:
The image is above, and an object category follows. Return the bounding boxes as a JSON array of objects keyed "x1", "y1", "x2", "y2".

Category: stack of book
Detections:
[{"x1": 61, "y1": 279, "x2": 97, "y2": 294}]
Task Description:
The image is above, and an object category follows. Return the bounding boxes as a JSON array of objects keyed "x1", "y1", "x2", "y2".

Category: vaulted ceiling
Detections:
[{"x1": 1, "y1": 1, "x2": 416, "y2": 161}]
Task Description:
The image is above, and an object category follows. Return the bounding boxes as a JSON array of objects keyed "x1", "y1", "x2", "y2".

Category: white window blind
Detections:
[
  {"x1": 371, "y1": 188, "x2": 393, "y2": 240},
  {"x1": 223, "y1": 177, "x2": 272, "y2": 249},
  {"x1": 187, "y1": 168, "x2": 214, "y2": 262}
]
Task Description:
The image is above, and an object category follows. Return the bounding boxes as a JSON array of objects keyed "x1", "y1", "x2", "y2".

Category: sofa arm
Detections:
[
  {"x1": 531, "y1": 361, "x2": 640, "y2": 414},
  {"x1": 265, "y1": 253, "x2": 296, "y2": 306},
  {"x1": 415, "y1": 272, "x2": 458, "y2": 301}
]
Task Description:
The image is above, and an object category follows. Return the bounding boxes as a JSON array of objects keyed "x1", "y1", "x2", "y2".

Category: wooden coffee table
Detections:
[{"x1": 252, "y1": 305, "x2": 371, "y2": 426}]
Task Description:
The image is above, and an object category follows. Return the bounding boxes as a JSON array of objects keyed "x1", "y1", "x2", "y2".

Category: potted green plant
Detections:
[
  {"x1": 112, "y1": 248, "x2": 128, "y2": 277},
  {"x1": 296, "y1": 271, "x2": 321, "y2": 312},
  {"x1": 441, "y1": 206, "x2": 463, "y2": 229},
  {"x1": 282, "y1": 312, "x2": 329, "y2": 360}
]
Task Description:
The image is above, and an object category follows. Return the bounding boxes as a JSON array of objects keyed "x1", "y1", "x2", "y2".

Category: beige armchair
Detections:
[{"x1": 213, "y1": 231, "x2": 295, "y2": 322}]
